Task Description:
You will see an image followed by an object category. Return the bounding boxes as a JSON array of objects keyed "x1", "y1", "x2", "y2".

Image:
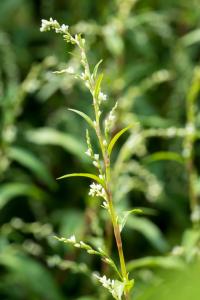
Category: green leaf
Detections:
[
  {"x1": 0, "y1": 252, "x2": 64, "y2": 300},
  {"x1": 68, "y1": 108, "x2": 95, "y2": 130},
  {"x1": 57, "y1": 173, "x2": 104, "y2": 186},
  {"x1": 126, "y1": 216, "x2": 169, "y2": 252},
  {"x1": 8, "y1": 146, "x2": 56, "y2": 189},
  {"x1": 181, "y1": 29, "x2": 200, "y2": 47},
  {"x1": 108, "y1": 124, "x2": 132, "y2": 157},
  {"x1": 127, "y1": 256, "x2": 184, "y2": 272},
  {"x1": 0, "y1": 183, "x2": 48, "y2": 210},
  {"x1": 93, "y1": 59, "x2": 103, "y2": 79},
  {"x1": 143, "y1": 151, "x2": 185, "y2": 165},
  {"x1": 26, "y1": 128, "x2": 86, "y2": 162},
  {"x1": 119, "y1": 209, "x2": 143, "y2": 232},
  {"x1": 94, "y1": 73, "x2": 103, "y2": 99}
]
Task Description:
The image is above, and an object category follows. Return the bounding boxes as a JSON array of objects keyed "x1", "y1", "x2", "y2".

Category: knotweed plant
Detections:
[{"x1": 40, "y1": 18, "x2": 134, "y2": 299}]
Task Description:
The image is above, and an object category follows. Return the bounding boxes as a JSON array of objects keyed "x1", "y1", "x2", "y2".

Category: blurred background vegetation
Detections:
[{"x1": 0, "y1": 0, "x2": 200, "y2": 299}]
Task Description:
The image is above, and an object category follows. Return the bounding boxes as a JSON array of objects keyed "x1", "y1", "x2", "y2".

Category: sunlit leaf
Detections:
[
  {"x1": 94, "y1": 73, "x2": 103, "y2": 99},
  {"x1": 127, "y1": 256, "x2": 184, "y2": 272},
  {"x1": 57, "y1": 173, "x2": 104, "y2": 186},
  {"x1": 93, "y1": 59, "x2": 103, "y2": 79},
  {"x1": 0, "y1": 251, "x2": 64, "y2": 300},
  {"x1": 0, "y1": 183, "x2": 48, "y2": 210},
  {"x1": 25, "y1": 128, "x2": 86, "y2": 161},
  {"x1": 68, "y1": 108, "x2": 95, "y2": 129},
  {"x1": 8, "y1": 146, "x2": 56, "y2": 189},
  {"x1": 143, "y1": 151, "x2": 185, "y2": 165},
  {"x1": 126, "y1": 216, "x2": 169, "y2": 252},
  {"x1": 108, "y1": 125, "x2": 132, "y2": 157},
  {"x1": 119, "y1": 209, "x2": 143, "y2": 232}
]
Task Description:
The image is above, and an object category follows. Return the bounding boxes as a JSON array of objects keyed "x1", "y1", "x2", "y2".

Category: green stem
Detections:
[
  {"x1": 94, "y1": 110, "x2": 129, "y2": 299},
  {"x1": 81, "y1": 42, "x2": 130, "y2": 298},
  {"x1": 185, "y1": 68, "x2": 200, "y2": 227}
]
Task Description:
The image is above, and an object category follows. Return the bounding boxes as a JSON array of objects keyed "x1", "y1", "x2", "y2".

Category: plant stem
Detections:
[
  {"x1": 82, "y1": 44, "x2": 130, "y2": 298},
  {"x1": 185, "y1": 68, "x2": 200, "y2": 227},
  {"x1": 94, "y1": 106, "x2": 129, "y2": 299}
]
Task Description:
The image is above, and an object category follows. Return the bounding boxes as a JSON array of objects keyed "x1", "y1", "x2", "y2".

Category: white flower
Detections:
[
  {"x1": 102, "y1": 201, "x2": 109, "y2": 210},
  {"x1": 80, "y1": 72, "x2": 88, "y2": 80},
  {"x1": 40, "y1": 18, "x2": 69, "y2": 34},
  {"x1": 93, "y1": 274, "x2": 120, "y2": 300},
  {"x1": 108, "y1": 114, "x2": 115, "y2": 122},
  {"x1": 103, "y1": 140, "x2": 107, "y2": 146},
  {"x1": 67, "y1": 235, "x2": 76, "y2": 243},
  {"x1": 58, "y1": 24, "x2": 69, "y2": 33},
  {"x1": 93, "y1": 161, "x2": 99, "y2": 168},
  {"x1": 99, "y1": 92, "x2": 107, "y2": 102},
  {"x1": 105, "y1": 102, "x2": 118, "y2": 133},
  {"x1": 40, "y1": 18, "x2": 59, "y2": 32},
  {"x1": 66, "y1": 66, "x2": 75, "y2": 74},
  {"x1": 85, "y1": 149, "x2": 92, "y2": 157},
  {"x1": 94, "y1": 154, "x2": 99, "y2": 161},
  {"x1": 88, "y1": 182, "x2": 106, "y2": 198},
  {"x1": 99, "y1": 174, "x2": 104, "y2": 180}
]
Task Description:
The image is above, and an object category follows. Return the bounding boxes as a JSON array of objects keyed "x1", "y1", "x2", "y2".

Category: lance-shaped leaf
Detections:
[
  {"x1": 93, "y1": 59, "x2": 103, "y2": 79},
  {"x1": 143, "y1": 151, "x2": 185, "y2": 165},
  {"x1": 68, "y1": 108, "x2": 95, "y2": 130},
  {"x1": 94, "y1": 73, "x2": 104, "y2": 99},
  {"x1": 108, "y1": 124, "x2": 133, "y2": 157},
  {"x1": 8, "y1": 146, "x2": 56, "y2": 189},
  {"x1": 0, "y1": 183, "x2": 48, "y2": 210},
  {"x1": 57, "y1": 173, "x2": 104, "y2": 186},
  {"x1": 127, "y1": 256, "x2": 184, "y2": 272},
  {"x1": 119, "y1": 209, "x2": 143, "y2": 232}
]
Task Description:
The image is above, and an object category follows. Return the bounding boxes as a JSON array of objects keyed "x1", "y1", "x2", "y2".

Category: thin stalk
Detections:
[
  {"x1": 93, "y1": 101, "x2": 129, "y2": 299},
  {"x1": 185, "y1": 68, "x2": 200, "y2": 227},
  {"x1": 78, "y1": 39, "x2": 130, "y2": 299}
]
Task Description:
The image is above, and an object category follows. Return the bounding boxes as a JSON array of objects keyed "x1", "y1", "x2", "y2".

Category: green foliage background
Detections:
[{"x1": 0, "y1": 0, "x2": 200, "y2": 299}]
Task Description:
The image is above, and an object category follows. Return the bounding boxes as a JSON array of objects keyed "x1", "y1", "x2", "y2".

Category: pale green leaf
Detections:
[
  {"x1": 94, "y1": 73, "x2": 103, "y2": 99},
  {"x1": 108, "y1": 124, "x2": 132, "y2": 157},
  {"x1": 0, "y1": 251, "x2": 64, "y2": 300},
  {"x1": 93, "y1": 59, "x2": 103, "y2": 79},
  {"x1": 181, "y1": 29, "x2": 200, "y2": 47},
  {"x1": 0, "y1": 183, "x2": 48, "y2": 210},
  {"x1": 126, "y1": 216, "x2": 169, "y2": 252},
  {"x1": 68, "y1": 108, "x2": 95, "y2": 129},
  {"x1": 119, "y1": 209, "x2": 143, "y2": 232},
  {"x1": 25, "y1": 128, "x2": 86, "y2": 162},
  {"x1": 143, "y1": 151, "x2": 185, "y2": 165},
  {"x1": 8, "y1": 146, "x2": 56, "y2": 189},
  {"x1": 57, "y1": 173, "x2": 104, "y2": 186},
  {"x1": 127, "y1": 256, "x2": 184, "y2": 272}
]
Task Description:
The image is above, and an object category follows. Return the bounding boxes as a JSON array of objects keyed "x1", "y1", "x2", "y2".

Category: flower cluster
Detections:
[
  {"x1": 85, "y1": 130, "x2": 103, "y2": 174},
  {"x1": 105, "y1": 102, "x2": 118, "y2": 136},
  {"x1": 94, "y1": 274, "x2": 123, "y2": 300},
  {"x1": 85, "y1": 129, "x2": 94, "y2": 155},
  {"x1": 99, "y1": 91, "x2": 107, "y2": 104},
  {"x1": 40, "y1": 18, "x2": 69, "y2": 34},
  {"x1": 89, "y1": 182, "x2": 106, "y2": 199},
  {"x1": 56, "y1": 235, "x2": 98, "y2": 254}
]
